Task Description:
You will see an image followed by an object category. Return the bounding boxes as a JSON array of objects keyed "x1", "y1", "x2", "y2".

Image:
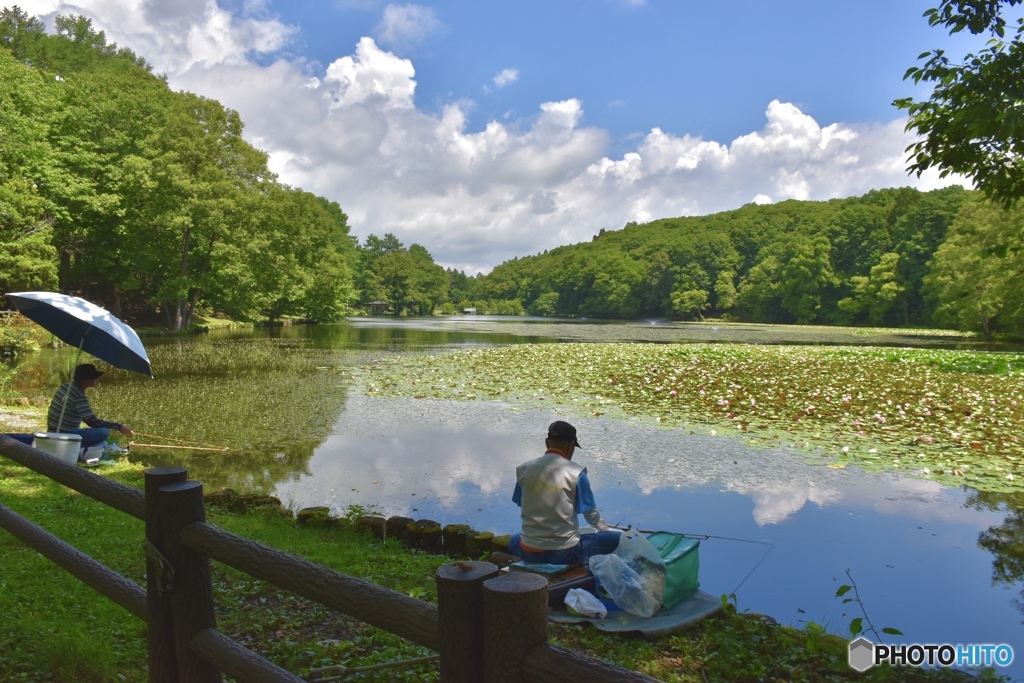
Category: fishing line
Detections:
[
  {"x1": 611, "y1": 524, "x2": 775, "y2": 595},
  {"x1": 129, "y1": 442, "x2": 232, "y2": 452},
  {"x1": 651, "y1": 532, "x2": 770, "y2": 593},
  {"x1": 129, "y1": 431, "x2": 258, "y2": 455},
  {"x1": 134, "y1": 431, "x2": 206, "y2": 446}
]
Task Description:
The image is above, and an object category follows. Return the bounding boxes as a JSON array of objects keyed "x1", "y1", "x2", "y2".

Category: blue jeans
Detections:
[
  {"x1": 68, "y1": 427, "x2": 109, "y2": 450},
  {"x1": 509, "y1": 531, "x2": 622, "y2": 566}
]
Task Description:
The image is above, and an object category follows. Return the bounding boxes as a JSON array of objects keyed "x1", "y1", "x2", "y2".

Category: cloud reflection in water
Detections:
[{"x1": 271, "y1": 392, "x2": 1021, "y2": 676}]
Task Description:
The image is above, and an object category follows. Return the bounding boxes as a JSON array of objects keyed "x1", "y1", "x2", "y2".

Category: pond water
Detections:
[{"x1": 8, "y1": 317, "x2": 1023, "y2": 678}]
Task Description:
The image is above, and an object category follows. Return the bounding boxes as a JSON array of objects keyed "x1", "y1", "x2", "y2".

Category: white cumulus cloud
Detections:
[
  {"x1": 493, "y1": 68, "x2": 519, "y2": 88},
  {"x1": 323, "y1": 36, "x2": 416, "y2": 109},
  {"x1": 373, "y1": 3, "x2": 441, "y2": 53},
  {"x1": 21, "y1": 0, "x2": 296, "y2": 73},
  {"x1": 16, "y1": 1, "x2": 967, "y2": 274}
]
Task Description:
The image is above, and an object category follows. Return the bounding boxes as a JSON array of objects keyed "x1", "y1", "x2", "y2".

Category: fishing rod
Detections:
[
  {"x1": 608, "y1": 523, "x2": 774, "y2": 595},
  {"x1": 128, "y1": 442, "x2": 233, "y2": 452},
  {"x1": 129, "y1": 431, "x2": 258, "y2": 455},
  {"x1": 134, "y1": 431, "x2": 210, "y2": 447}
]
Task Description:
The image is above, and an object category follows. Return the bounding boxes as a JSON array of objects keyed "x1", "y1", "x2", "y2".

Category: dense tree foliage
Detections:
[
  {"x1": 925, "y1": 200, "x2": 1024, "y2": 336},
  {"x1": 4, "y1": 7, "x2": 1022, "y2": 340},
  {"x1": 896, "y1": 0, "x2": 1024, "y2": 204},
  {"x1": 356, "y1": 233, "x2": 448, "y2": 315},
  {"x1": 466, "y1": 187, "x2": 999, "y2": 329},
  {"x1": 0, "y1": 7, "x2": 358, "y2": 328}
]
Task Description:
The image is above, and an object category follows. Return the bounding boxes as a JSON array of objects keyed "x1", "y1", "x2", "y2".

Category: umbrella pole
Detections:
[{"x1": 55, "y1": 332, "x2": 88, "y2": 432}]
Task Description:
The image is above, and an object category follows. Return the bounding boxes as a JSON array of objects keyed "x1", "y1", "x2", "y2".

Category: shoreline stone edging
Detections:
[{"x1": 205, "y1": 488, "x2": 518, "y2": 566}]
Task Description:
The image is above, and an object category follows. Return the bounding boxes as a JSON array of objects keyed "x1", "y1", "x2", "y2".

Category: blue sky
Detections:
[
  {"x1": 21, "y1": 1, "x2": 1004, "y2": 273},
  {"x1": 266, "y1": 1, "x2": 963, "y2": 145}
]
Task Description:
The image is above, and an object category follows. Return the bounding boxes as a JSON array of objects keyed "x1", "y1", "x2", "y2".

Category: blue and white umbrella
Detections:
[{"x1": 7, "y1": 291, "x2": 153, "y2": 378}]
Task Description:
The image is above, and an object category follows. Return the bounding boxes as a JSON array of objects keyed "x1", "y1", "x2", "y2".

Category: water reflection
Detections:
[
  {"x1": 92, "y1": 338, "x2": 356, "y2": 491},
  {"x1": 197, "y1": 318, "x2": 557, "y2": 351},
  {"x1": 5, "y1": 318, "x2": 1022, "y2": 677},
  {"x1": 272, "y1": 392, "x2": 1024, "y2": 677},
  {"x1": 338, "y1": 315, "x2": 1014, "y2": 350},
  {"x1": 969, "y1": 491, "x2": 1024, "y2": 620}
]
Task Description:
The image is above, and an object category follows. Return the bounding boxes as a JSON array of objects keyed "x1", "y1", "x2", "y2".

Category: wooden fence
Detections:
[{"x1": 0, "y1": 435, "x2": 661, "y2": 682}]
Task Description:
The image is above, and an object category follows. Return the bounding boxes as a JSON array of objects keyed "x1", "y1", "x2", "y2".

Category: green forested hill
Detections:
[
  {"x1": 467, "y1": 186, "x2": 1024, "y2": 337},
  {"x1": 0, "y1": 8, "x2": 449, "y2": 329},
  {"x1": 3, "y1": 8, "x2": 1023, "y2": 337}
]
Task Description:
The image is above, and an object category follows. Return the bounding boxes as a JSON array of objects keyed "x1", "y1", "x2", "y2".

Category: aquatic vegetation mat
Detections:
[
  {"x1": 93, "y1": 338, "x2": 356, "y2": 489},
  {"x1": 360, "y1": 343, "x2": 1024, "y2": 493}
]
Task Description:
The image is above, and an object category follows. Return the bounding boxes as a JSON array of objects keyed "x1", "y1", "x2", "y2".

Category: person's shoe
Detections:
[{"x1": 105, "y1": 442, "x2": 127, "y2": 454}]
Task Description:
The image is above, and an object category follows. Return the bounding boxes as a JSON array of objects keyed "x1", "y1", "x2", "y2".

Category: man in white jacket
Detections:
[{"x1": 509, "y1": 421, "x2": 620, "y2": 565}]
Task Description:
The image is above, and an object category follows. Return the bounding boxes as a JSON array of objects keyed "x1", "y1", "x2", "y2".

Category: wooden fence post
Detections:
[
  {"x1": 158, "y1": 480, "x2": 221, "y2": 683},
  {"x1": 482, "y1": 572, "x2": 549, "y2": 683},
  {"x1": 145, "y1": 466, "x2": 188, "y2": 683},
  {"x1": 435, "y1": 561, "x2": 499, "y2": 682}
]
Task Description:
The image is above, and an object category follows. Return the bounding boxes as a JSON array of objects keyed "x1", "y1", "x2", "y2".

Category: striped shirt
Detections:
[{"x1": 47, "y1": 382, "x2": 119, "y2": 433}]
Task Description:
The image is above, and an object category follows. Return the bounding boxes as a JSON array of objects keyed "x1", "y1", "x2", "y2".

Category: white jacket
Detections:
[{"x1": 517, "y1": 451, "x2": 596, "y2": 550}]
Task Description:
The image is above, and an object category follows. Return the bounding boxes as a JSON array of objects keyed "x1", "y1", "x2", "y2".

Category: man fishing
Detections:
[
  {"x1": 47, "y1": 363, "x2": 134, "y2": 458},
  {"x1": 509, "y1": 420, "x2": 621, "y2": 565}
]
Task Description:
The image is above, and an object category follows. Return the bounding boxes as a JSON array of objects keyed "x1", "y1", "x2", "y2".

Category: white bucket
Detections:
[{"x1": 32, "y1": 432, "x2": 83, "y2": 465}]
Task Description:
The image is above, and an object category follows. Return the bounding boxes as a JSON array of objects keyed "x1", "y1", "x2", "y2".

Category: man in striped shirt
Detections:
[{"x1": 47, "y1": 364, "x2": 134, "y2": 457}]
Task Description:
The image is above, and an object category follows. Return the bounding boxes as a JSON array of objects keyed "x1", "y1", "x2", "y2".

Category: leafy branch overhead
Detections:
[{"x1": 896, "y1": 0, "x2": 1024, "y2": 205}]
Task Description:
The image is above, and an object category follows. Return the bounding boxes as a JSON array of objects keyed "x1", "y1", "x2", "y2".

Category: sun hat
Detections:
[
  {"x1": 547, "y1": 420, "x2": 581, "y2": 448},
  {"x1": 74, "y1": 363, "x2": 104, "y2": 381}
]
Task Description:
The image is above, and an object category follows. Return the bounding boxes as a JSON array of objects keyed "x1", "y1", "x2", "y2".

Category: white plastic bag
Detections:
[
  {"x1": 589, "y1": 553, "x2": 661, "y2": 617},
  {"x1": 614, "y1": 529, "x2": 667, "y2": 608},
  {"x1": 564, "y1": 587, "x2": 607, "y2": 619}
]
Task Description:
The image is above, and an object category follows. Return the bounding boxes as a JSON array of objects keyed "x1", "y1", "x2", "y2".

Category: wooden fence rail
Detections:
[
  {"x1": 0, "y1": 435, "x2": 661, "y2": 682},
  {"x1": 0, "y1": 433, "x2": 145, "y2": 518},
  {"x1": 0, "y1": 501, "x2": 147, "y2": 619},
  {"x1": 180, "y1": 519, "x2": 441, "y2": 650}
]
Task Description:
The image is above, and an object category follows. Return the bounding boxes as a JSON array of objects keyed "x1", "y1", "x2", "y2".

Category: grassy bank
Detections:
[{"x1": 0, "y1": 453, "x2": 1001, "y2": 682}]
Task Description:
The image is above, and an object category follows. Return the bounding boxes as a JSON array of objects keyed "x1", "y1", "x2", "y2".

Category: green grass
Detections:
[
  {"x1": 0, "y1": 456, "x2": 1005, "y2": 682},
  {"x1": 0, "y1": 460, "x2": 148, "y2": 682},
  {"x1": 359, "y1": 343, "x2": 1024, "y2": 493}
]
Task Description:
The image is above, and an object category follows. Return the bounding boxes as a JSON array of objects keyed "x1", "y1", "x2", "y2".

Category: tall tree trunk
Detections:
[
  {"x1": 172, "y1": 226, "x2": 192, "y2": 333},
  {"x1": 172, "y1": 300, "x2": 184, "y2": 333},
  {"x1": 59, "y1": 249, "x2": 72, "y2": 292},
  {"x1": 183, "y1": 234, "x2": 216, "y2": 330},
  {"x1": 183, "y1": 288, "x2": 202, "y2": 330},
  {"x1": 111, "y1": 284, "x2": 121, "y2": 318}
]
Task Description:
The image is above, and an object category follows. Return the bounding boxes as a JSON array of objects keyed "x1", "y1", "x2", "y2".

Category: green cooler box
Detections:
[{"x1": 646, "y1": 532, "x2": 700, "y2": 608}]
